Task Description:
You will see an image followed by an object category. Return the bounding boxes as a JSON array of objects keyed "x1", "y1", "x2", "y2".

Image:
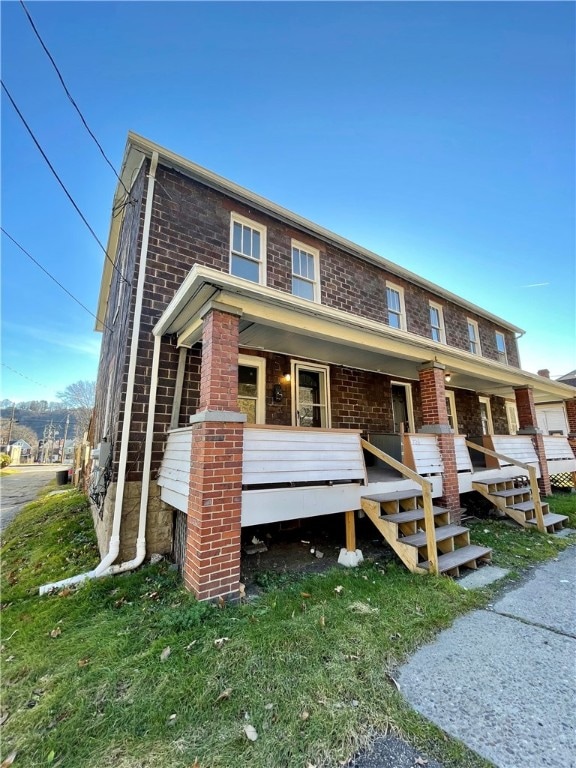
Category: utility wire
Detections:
[
  {"x1": 19, "y1": 0, "x2": 135, "y2": 206},
  {"x1": 1, "y1": 81, "x2": 130, "y2": 286},
  {"x1": 1, "y1": 363, "x2": 48, "y2": 390},
  {"x1": 1, "y1": 227, "x2": 114, "y2": 333}
]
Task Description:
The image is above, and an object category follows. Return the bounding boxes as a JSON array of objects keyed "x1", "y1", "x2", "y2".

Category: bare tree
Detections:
[
  {"x1": 0, "y1": 420, "x2": 39, "y2": 447},
  {"x1": 57, "y1": 380, "x2": 96, "y2": 438}
]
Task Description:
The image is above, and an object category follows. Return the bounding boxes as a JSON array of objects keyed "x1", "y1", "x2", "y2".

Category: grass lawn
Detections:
[{"x1": 1, "y1": 489, "x2": 574, "y2": 768}]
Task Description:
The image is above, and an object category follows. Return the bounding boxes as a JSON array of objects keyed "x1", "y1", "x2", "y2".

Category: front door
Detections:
[
  {"x1": 391, "y1": 382, "x2": 415, "y2": 433},
  {"x1": 505, "y1": 402, "x2": 519, "y2": 435},
  {"x1": 292, "y1": 362, "x2": 330, "y2": 427}
]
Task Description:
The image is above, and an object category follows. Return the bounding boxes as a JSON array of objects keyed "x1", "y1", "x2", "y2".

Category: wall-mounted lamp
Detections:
[
  {"x1": 444, "y1": 372, "x2": 452, "y2": 383},
  {"x1": 283, "y1": 373, "x2": 291, "y2": 382}
]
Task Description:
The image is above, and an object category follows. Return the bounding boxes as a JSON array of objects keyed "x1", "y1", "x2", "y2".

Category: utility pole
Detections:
[
  {"x1": 6, "y1": 402, "x2": 16, "y2": 445},
  {"x1": 61, "y1": 413, "x2": 70, "y2": 463}
]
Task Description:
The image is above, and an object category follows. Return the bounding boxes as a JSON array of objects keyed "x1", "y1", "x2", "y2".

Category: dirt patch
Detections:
[{"x1": 240, "y1": 513, "x2": 393, "y2": 589}]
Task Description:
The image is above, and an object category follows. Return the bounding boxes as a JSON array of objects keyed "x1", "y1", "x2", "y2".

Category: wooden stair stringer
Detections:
[
  {"x1": 360, "y1": 498, "x2": 425, "y2": 574},
  {"x1": 472, "y1": 480, "x2": 566, "y2": 533}
]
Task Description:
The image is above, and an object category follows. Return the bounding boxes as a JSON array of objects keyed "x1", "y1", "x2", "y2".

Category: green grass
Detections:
[
  {"x1": 467, "y1": 492, "x2": 576, "y2": 571},
  {"x1": 4, "y1": 489, "x2": 574, "y2": 768}
]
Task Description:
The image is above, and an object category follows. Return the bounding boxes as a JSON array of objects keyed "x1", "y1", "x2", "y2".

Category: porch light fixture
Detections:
[
  {"x1": 445, "y1": 372, "x2": 452, "y2": 383},
  {"x1": 283, "y1": 373, "x2": 291, "y2": 382}
]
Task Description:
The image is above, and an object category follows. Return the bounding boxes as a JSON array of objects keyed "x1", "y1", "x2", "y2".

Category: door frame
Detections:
[
  {"x1": 478, "y1": 395, "x2": 494, "y2": 436},
  {"x1": 391, "y1": 381, "x2": 415, "y2": 434},
  {"x1": 238, "y1": 354, "x2": 266, "y2": 424},
  {"x1": 290, "y1": 360, "x2": 331, "y2": 428}
]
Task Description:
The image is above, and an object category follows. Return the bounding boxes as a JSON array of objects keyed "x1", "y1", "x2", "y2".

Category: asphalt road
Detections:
[{"x1": 0, "y1": 465, "x2": 68, "y2": 532}]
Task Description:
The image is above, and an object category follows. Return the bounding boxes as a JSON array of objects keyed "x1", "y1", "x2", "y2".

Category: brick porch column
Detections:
[
  {"x1": 514, "y1": 386, "x2": 551, "y2": 495},
  {"x1": 183, "y1": 304, "x2": 245, "y2": 601},
  {"x1": 418, "y1": 362, "x2": 461, "y2": 521},
  {"x1": 566, "y1": 399, "x2": 576, "y2": 459}
]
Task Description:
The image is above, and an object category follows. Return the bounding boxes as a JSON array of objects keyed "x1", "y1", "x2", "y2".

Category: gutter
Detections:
[{"x1": 40, "y1": 152, "x2": 160, "y2": 595}]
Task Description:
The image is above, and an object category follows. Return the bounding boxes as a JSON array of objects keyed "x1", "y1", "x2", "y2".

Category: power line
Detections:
[
  {"x1": 1, "y1": 80, "x2": 130, "y2": 286},
  {"x1": 19, "y1": 0, "x2": 135, "y2": 207},
  {"x1": 1, "y1": 363, "x2": 49, "y2": 390},
  {"x1": 1, "y1": 227, "x2": 114, "y2": 333}
]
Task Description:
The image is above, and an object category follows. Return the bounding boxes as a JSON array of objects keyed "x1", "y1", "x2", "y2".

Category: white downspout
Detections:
[
  {"x1": 106, "y1": 332, "x2": 161, "y2": 575},
  {"x1": 40, "y1": 151, "x2": 159, "y2": 595}
]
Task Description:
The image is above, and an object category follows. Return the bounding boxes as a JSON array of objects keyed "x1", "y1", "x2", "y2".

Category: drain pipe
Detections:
[
  {"x1": 40, "y1": 151, "x2": 159, "y2": 595},
  {"x1": 107, "y1": 332, "x2": 160, "y2": 575}
]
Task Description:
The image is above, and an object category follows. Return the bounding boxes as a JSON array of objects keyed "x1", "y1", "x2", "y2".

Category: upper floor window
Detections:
[
  {"x1": 467, "y1": 318, "x2": 481, "y2": 354},
  {"x1": 386, "y1": 282, "x2": 406, "y2": 330},
  {"x1": 292, "y1": 241, "x2": 320, "y2": 302},
  {"x1": 230, "y1": 213, "x2": 266, "y2": 284},
  {"x1": 495, "y1": 331, "x2": 508, "y2": 364},
  {"x1": 429, "y1": 301, "x2": 446, "y2": 344}
]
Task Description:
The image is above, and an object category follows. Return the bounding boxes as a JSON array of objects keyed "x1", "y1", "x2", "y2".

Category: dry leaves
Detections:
[
  {"x1": 348, "y1": 601, "x2": 378, "y2": 615},
  {"x1": 49, "y1": 627, "x2": 62, "y2": 639},
  {"x1": 214, "y1": 637, "x2": 229, "y2": 649},
  {"x1": 214, "y1": 688, "x2": 232, "y2": 704},
  {"x1": 160, "y1": 646, "x2": 171, "y2": 662},
  {"x1": 414, "y1": 758, "x2": 428, "y2": 766},
  {"x1": 243, "y1": 724, "x2": 258, "y2": 741},
  {"x1": 334, "y1": 585, "x2": 343, "y2": 594},
  {"x1": 1, "y1": 751, "x2": 17, "y2": 768},
  {"x1": 300, "y1": 592, "x2": 312, "y2": 599},
  {"x1": 300, "y1": 710, "x2": 310, "y2": 721},
  {"x1": 77, "y1": 658, "x2": 90, "y2": 668}
]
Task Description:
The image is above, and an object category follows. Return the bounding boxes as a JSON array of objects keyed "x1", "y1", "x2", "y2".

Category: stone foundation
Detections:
[{"x1": 91, "y1": 479, "x2": 173, "y2": 563}]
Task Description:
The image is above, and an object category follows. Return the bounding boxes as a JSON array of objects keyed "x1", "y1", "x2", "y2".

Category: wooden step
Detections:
[
  {"x1": 526, "y1": 513, "x2": 568, "y2": 528},
  {"x1": 491, "y1": 489, "x2": 531, "y2": 499},
  {"x1": 381, "y1": 506, "x2": 448, "y2": 525},
  {"x1": 401, "y1": 525, "x2": 469, "y2": 548},
  {"x1": 509, "y1": 501, "x2": 546, "y2": 513},
  {"x1": 422, "y1": 545, "x2": 492, "y2": 574},
  {"x1": 472, "y1": 480, "x2": 508, "y2": 488},
  {"x1": 362, "y1": 489, "x2": 423, "y2": 503}
]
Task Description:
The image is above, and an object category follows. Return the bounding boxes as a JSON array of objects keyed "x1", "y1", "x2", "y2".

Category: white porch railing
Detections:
[
  {"x1": 243, "y1": 425, "x2": 367, "y2": 486},
  {"x1": 542, "y1": 435, "x2": 576, "y2": 475}
]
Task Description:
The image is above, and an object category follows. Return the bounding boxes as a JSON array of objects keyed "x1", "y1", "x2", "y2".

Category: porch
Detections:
[{"x1": 158, "y1": 427, "x2": 574, "y2": 526}]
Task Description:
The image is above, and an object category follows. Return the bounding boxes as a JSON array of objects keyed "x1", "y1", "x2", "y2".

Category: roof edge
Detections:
[{"x1": 97, "y1": 131, "x2": 525, "y2": 335}]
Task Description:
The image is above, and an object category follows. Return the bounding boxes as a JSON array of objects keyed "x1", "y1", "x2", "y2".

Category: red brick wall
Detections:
[
  {"x1": 419, "y1": 365, "x2": 448, "y2": 425},
  {"x1": 94, "y1": 160, "x2": 522, "y2": 484},
  {"x1": 514, "y1": 387, "x2": 537, "y2": 429}
]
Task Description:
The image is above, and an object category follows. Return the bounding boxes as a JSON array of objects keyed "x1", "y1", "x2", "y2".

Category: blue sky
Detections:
[{"x1": 1, "y1": 1, "x2": 574, "y2": 403}]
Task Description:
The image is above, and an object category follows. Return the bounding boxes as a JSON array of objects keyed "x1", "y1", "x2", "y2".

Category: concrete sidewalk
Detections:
[{"x1": 396, "y1": 547, "x2": 576, "y2": 768}]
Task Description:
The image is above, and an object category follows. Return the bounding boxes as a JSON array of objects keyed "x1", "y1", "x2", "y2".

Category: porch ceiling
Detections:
[{"x1": 154, "y1": 266, "x2": 575, "y2": 405}]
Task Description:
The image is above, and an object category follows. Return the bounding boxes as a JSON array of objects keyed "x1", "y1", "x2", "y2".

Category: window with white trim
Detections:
[
  {"x1": 429, "y1": 301, "x2": 446, "y2": 343},
  {"x1": 467, "y1": 318, "x2": 481, "y2": 355},
  {"x1": 386, "y1": 282, "x2": 406, "y2": 330},
  {"x1": 495, "y1": 331, "x2": 508, "y2": 364},
  {"x1": 230, "y1": 213, "x2": 266, "y2": 284},
  {"x1": 291, "y1": 240, "x2": 320, "y2": 302}
]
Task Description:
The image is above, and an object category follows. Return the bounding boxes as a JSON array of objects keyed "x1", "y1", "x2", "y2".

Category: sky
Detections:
[{"x1": 1, "y1": 1, "x2": 575, "y2": 403}]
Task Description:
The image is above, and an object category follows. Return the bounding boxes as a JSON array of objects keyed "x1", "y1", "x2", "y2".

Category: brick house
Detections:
[{"x1": 91, "y1": 132, "x2": 576, "y2": 600}]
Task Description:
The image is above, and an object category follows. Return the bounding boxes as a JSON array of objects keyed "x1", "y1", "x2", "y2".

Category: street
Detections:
[{"x1": 0, "y1": 465, "x2": 69, "y2": 532}]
